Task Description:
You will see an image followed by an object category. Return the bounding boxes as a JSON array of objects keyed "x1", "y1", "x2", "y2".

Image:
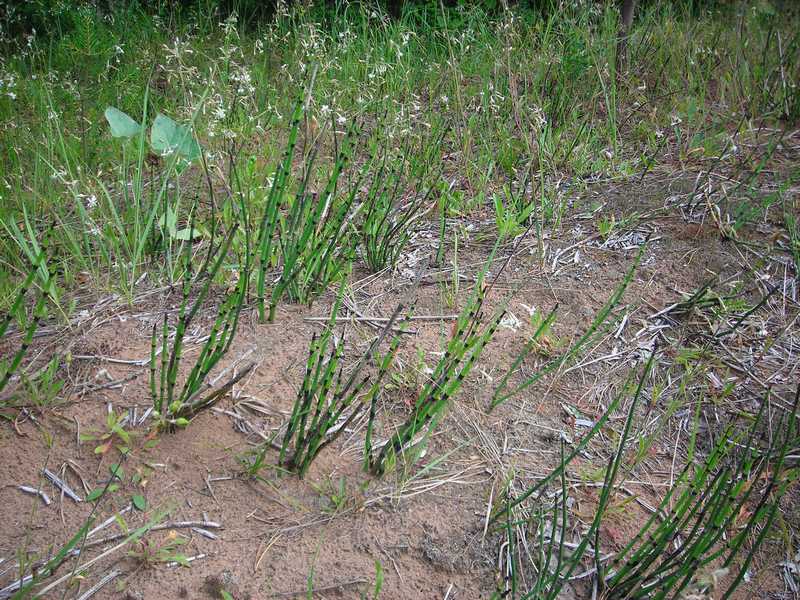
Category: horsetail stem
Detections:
[{"x1": 272, "y1": 280, "x2": 405, "y2": 477}]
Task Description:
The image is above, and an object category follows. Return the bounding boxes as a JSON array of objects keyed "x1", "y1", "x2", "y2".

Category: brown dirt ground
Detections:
[{"x1": 1, "y1": 173, "x2": 798, "y2": 600}]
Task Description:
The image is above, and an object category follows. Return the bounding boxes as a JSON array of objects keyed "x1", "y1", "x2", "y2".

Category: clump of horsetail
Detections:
[
  {"x1": 367, "y1": 254, "x2": 505, "y2": 476},
  {"x1": 276, "y1": 281, "x2": 407, "y2": 477},
  {"x1": 270, "y1": 122, "x2": 362, "y2": 316},
  {"x1": 149, "y1": 212, "x2": 251, "y2": 430},
  {"x1": 490, "y1": 354, "x2": 654, "y2": 600},
  {"x1": 0, "y1": 253, "x2": 47, "y2": 395},
  {"x1": 255, "y1": 100, "x2": 303, "y2": 323},
  {"x1": 255, "y1": 99, "x2": 363, "y2": 323},
  {"x1": 490, "y1": 239, "x2": 647, "y2": 410},
  {"x1": 601, "y1": 386, "x2": 799, "y2": 599},
  {"x1": 356, "y1": 126, "x2": 445, "y2": 272},
  {"x1": 491, "y1": 364, "x2": 798, "y2": 600}
]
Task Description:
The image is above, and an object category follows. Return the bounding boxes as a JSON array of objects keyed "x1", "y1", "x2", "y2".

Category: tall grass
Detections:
[{"x1": 1, "y1": 2, "x2": 796, "y2": 306}]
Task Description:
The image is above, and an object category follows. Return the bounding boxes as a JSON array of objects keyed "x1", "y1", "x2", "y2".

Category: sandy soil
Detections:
[{"x1": 1, "y1": 172, "x2": 797, "y2": 599}]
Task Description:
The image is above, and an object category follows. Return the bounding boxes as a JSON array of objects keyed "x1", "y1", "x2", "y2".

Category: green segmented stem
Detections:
[{"x1": 276, "y1": 280, "x2": 405, "y2": 477}]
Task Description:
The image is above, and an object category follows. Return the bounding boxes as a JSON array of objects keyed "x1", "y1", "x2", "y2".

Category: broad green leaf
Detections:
[
  {"x1": 150, "y1": 113, "x2": 201, "y2": 166},
  {"x1": 117, "y1": 428, "x2": 130, "y2": 444},
  {"x1": 86, "y1": 487, "x2": 105, "y2": 502},
  {"x1": 132, "y1": 494, "x2": 146, "y2": 511},
  {"x1": 174, "y1": 226, "x2": 202, "y2": 241},
  {"x1": 157, "y1": 206, "x2": 178, "y2": 237},
  {"x1": 171, "y1": 554, "x2": 190, "y2": 567},
  {"x1": 104, "y1": 107, "x2": 142, "y2": 138},
  {"x1": 109, "y1": 463, "x2": 125, "y2": 480},
  {"x1": 94, "y1": 440, "x2": 112, "y2": 454}
]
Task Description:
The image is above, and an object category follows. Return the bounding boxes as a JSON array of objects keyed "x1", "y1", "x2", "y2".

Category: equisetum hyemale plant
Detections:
[
  {"x1": 275, "y1": 283, "x2": 407, "y2": 477},
  {"x1": 356, "y1": 127, "x2": 445, "y2": 273},
  {"x1": 255, "y1": 100, "x2": 363, "y2": 323},
  {"x1": 149, "y1": 215, "x2": 251, "y2": 430},
  {"x1": 490, "y1": 360, "x2": 798, "y2": 600},
  {"x1": 0, "y1": 253, "x2": 48, "y2": 395},
  {"x1": 601, "y1": 387, "x2": 798, "y2": 599},
  {"x1": 367, "y1": 263, "x2": 505, "y2": 476}
]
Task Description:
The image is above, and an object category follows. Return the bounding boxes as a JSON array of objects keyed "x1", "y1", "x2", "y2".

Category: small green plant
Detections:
[
  {"x1": 597, "y1": 214, "x2": 617, "y2": 239},
  {"x1": 523, "y1": 304, "x2": 559, "y2": 356},
  {"x1": 9, "y1": 474, "x2": 165, "y2": 598},
  {"x1": 149, "y1": 217, "x2": 251, "y2": 430},
  {"x1": 439, "y1": 232, "x2": 460, "y2": 310},
  {"x1": 17, "y1": 356, "x2": 64, "y2": 409},
  {"x1": 311, "y1": 476, "x2": 353, "y2": 514},
  {"x1": 128, "y1": 530, "x2": 191, "y2": 567},
  {"x1": 79, "y1": 410, "x2": 133, "y2": 456},
  {"x1": 493, "y1": 180, "x2": 536, "y2": 238},
  {"x1": 359, "y1": 561, "x2": 384, "y2": 600}
]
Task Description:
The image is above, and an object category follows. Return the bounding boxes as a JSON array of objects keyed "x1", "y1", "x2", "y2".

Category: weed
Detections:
[
  {"x1": 79, "y1": 410, "x2": 133, "y2": 457},
  {"x1": 311, "y1": 476, "x2": 354, "y2": 514},
  {"x1": 17, "y1": 356, "x2": 64, "y2": 409},
  {"x1": 129, "y1": 531, "x2": 190, "y2": 567},
  {"x1": 597, "y1": 214, "x2": 617, "y2": 239}
]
